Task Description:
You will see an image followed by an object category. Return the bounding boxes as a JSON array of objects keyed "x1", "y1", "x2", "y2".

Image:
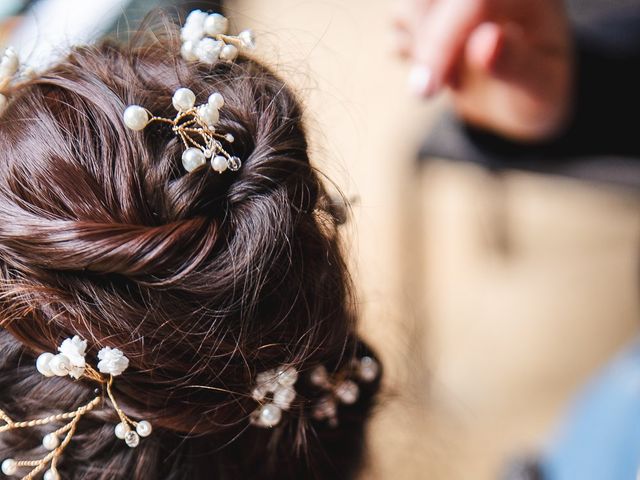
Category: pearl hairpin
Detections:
[
  {"x1": 1, "y1": 337, "x2": 151, "y2": 480},
  {"x1": 180, "y1": 10, "x2": 256, "y2": 65},
  {"x1": 251, "y1": 366, "x2": 299, "y2": 428},
  {"x1": 123, "y1": 88, "x2": 241, "y2": 174},
  {"x1": 310, "y1": 356, "x2": 380, "y2": 427},
  {"x1": 248, "y1": 357, "x2": 380, "y2": 430}
]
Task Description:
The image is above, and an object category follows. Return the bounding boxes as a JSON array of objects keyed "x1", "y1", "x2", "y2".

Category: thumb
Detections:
[{"x1": 409, "y1": 0, "x2": 485, "y2": 97}]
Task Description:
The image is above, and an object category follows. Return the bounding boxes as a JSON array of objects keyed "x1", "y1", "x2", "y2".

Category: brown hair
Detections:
[{"x1": 0, "y1": 18, "x2": 380, "y2": 480}]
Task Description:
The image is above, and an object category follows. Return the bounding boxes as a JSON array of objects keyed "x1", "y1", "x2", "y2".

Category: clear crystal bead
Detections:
[
  {"x1": 228, "y1": 156, "x2": 241, "y2": 171},
  {"x1": 125, "y1": 430, "x2": 140, "y2": 448}
]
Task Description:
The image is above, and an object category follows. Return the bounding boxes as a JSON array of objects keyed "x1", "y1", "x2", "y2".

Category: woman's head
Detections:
[{"x1": 0, "y1": 16, "x2": 380, "y2": 480}]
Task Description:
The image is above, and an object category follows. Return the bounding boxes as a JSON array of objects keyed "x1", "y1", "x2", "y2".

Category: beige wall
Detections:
[{"x1": 231, "y1": 1, "x2": 640, "y2": 478}]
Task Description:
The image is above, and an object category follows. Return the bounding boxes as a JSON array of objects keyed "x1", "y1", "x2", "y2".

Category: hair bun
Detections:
[{"x1": 0, "y1": 25, "x2": 380, "y2": 480}]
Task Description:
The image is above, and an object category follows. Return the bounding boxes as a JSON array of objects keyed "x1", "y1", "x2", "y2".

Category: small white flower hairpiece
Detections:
[
  {"x1": 123, "y1": 87, "x2": 241, "y2": 174},
  {"x1": 180, "y1": 10, "x2": 256, "y2": 64},
  {"x1": 249, "y1": 356, "x2": 380, "y2": 430},
  {"x1": 1, "y1": 337, "x2": 151, "y2": 480},
  {"x1": 310, "y1": 356, "x2": 380, "y2": 428},
  {"x1": 97, "y1": 347, "x2": 130, "y2": 377},
  {"x1": 251, "y1": 366, "x2": 299, "y2": 428}
]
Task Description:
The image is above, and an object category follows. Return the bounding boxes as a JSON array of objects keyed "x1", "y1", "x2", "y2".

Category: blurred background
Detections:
[{"x1": 2, "y1": 1, "x2": 640, "y2": 479}]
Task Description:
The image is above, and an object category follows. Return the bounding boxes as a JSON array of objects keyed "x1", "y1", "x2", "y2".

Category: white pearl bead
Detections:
[
  {"x1": 182, "y1": 148, "x2": 206, "y2": 172},
  {"x1": 43, "y1": 469, "x2": 60, "y2": 480},
  {"x1": 204, "y1": 13, "x2": 228, "y2": 36},
  {"x1": 195, "y1": 38, "x2": 222, "y2": 64},
  {"x1": 224, "y1": 133, "x2": 234, "y2": 143},
  {"x1": 49, "y1": 354, "x2": 71, "y2": 377},
  {"x1": 180, "y1": 40, "x2": 198, "y2": 61},
  {"x1": 219, "y1": 44, "x2": 238, "y2": 62},
  {"x1": 198, "y1": 104, "x2": 219, "y2": 126},
  {"x1": 335, "y1": 380, "x2": 359, "y2": 405},
  {"x1": 259, "y1": 404, "x2": 282, "y2": 427},
  {"x1": 358, "y1": 356, "x2": 380, "y2": 383},
  {"x1": 277, "y1": 367, "x2": 298, "y2": 387},
  {"x1": 211, "y1": 155, "x2": 228, "y2": 173},
  {"x1": 114, "y1": 422, "x2": 127, "y2": 440},
  {"x1": 273, "y1": 386, "x2": 296, "y2": 410},
  {"x1": 125, "y1": 430, "x2": 140, "y2": 448},
  {"x1": 36, "y1": 352, "x2": 55, "y2": 377},
  {"x1": 238, "y1": 30, "x2": 256, "y2": 50},
  {"x1": 172, "y1": 88, "x2": 196, "y2": 111},
  {"x1": 208, "y1": 93, "x2": 224, "y2": 109},
  {"x1": 1, "y1": 458, "x2": 17, "y2": 476},
  {"x1": 42, "y1": 433, "x2": 60, "y2": 450},
  {"x1": 136, "y1": 421, "x2": 152, "y2": 437},
  {"x1": 123, "y1": 105, "x2": 149, "y2": 131}
]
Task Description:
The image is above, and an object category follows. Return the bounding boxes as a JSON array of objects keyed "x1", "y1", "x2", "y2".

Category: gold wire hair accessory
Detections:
[
  {"x1": 0, "y1": 336, "x2": 151, "y2": 480},
  {"x1": 123, "y1": 87, "x2": 241, "y2": 174},
  {"x1": 309, "y1": 356, "x2": 380, "y2": 428},
  {"x1": 179, "y1": 10, "x2": 256, "y2": 64}
]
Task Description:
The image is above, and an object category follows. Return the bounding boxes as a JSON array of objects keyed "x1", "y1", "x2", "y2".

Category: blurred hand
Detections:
[{"x1": 394, "y1": 0, "x2": 575, "y2": 141}]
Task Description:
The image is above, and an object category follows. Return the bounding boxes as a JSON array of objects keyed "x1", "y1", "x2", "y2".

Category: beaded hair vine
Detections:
[
  {"x1": 250, "y1": 366, "x2": 299, "y2": 428},
  {"x1": 310, "y1": 356, "x2": 380, "y2": 427},
  {"x1": 122, "y1": 11, "x2": 256, "y2": 174},
  {"x1": 0, "y1": 337, "x2": 151, "y2": 480},
  {"x1": 123, "y1": 88, "x2": 242, "y2": 174},
  {"x1": 249, "y1": 355, "x2": 381, "y2": 429}
]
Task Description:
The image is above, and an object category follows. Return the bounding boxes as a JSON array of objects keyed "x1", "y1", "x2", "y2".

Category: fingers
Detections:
[
  {"x1": 455, "y1": 21, "x2": 573, "y2": 140},
  {"x1": 410, "y1": 0, "x2": 486, "y2": 97},
  {"x1": 465, "y1": 22, "x2": 502, "y2": 73},
  {"x1": 467, "y1": 22, "x2": 555, "y2": 99}
]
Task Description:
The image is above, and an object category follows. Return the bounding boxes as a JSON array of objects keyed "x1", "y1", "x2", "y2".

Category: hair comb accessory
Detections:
[
  {"x1": 250, "y1": 366, "x2": 299, "y2": 428},
  {"x1": 180, "y1": 10, "x2": 256, "y2": 64},
  {"x1": 123, "y1": 87, "x2": 241, "y2": 173},
  {"x1": 309, "y1": 355, "x2": 380, "y2": 427},
  {"x1": 0, "y1": 337, "x2": 150, "y2": 480}
]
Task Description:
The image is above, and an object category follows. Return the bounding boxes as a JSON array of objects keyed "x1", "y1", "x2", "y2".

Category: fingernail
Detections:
[{"x1": 408, "y1": 65, "x2": 435, "y2": 97}]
